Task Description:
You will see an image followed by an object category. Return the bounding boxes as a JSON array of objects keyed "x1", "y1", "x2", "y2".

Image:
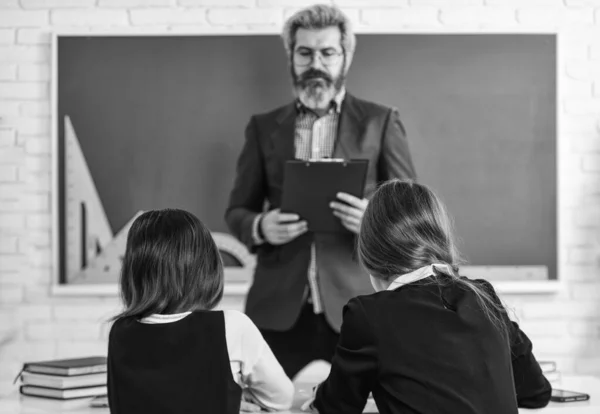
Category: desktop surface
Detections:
[{"x1": 1, "y1": 376, "x2": 598, "y2": 413}]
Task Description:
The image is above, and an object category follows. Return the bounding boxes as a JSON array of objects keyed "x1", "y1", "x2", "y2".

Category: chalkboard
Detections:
[{"x1": 56, "y1": 34, "x2": 556, "y2": 283}]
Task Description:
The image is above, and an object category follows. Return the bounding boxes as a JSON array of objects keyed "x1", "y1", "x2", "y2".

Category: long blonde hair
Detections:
[{"x1": 358, "y1": 179, "x2": 509, "y2": 338}]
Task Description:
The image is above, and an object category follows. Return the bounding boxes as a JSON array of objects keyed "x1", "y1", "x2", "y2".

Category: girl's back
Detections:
[
  {"x1": 108, "y1": 311, "x2": 241, "y2": 414},
  {"x1": 364, "y1": 276, "x2": 517, "y2": 414}
]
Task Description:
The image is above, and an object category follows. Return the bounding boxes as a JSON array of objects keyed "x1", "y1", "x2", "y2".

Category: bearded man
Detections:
[{"x1": 225, "y1": 4, "x2": 417, "y2": 379}]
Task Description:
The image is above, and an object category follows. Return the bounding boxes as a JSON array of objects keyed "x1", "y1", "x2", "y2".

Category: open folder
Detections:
[{"x1": 281, "y1": 159, "x2": 369, "y2": 233}]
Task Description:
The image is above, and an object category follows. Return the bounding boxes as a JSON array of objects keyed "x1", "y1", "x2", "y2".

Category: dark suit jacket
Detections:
[
  {"x1": 225, "y1": 93, "x2": 416, "y2": 331},
  {"x1": 314, "y1": 277, "x2": 552, "y2": 414}
]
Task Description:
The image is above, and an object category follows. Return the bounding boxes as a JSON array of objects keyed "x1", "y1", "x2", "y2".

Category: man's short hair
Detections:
[{"x1": 281, "y1": 4, "x2": 356, "y2": 70}]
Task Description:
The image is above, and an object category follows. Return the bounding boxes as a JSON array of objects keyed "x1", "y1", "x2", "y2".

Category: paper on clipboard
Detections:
[{"x1": 280, "y1": 159, "x2": 369, "y2": 233}]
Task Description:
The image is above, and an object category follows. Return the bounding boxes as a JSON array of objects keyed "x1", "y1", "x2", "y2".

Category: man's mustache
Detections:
[{"x1": 299, "y1": 69, "x2": 333, "y2": 84}]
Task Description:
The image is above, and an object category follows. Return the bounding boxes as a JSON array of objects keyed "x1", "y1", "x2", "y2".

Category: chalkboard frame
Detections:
[{"x1": 49, "y1": 29, "x2": 562, "y2": 296}]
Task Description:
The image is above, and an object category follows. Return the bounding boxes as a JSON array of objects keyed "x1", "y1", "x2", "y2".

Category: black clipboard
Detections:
[{"x1": 281, "y1": 159, "x2": 369, "y2": 233}]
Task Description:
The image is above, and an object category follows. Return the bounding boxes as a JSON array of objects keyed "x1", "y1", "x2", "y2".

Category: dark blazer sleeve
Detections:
[
  {"x1": 476, "y1": 279, "x2": 552, "y2": 408},
  {"x1": 314, "y1": 298, "x2": 378, "y2": 414},
  {"x1": 224, "y1": 116, "x2": 266, "y2": 251},
  {"x1": 378, "y1": 108, "x2": 417, "y2": 181}
]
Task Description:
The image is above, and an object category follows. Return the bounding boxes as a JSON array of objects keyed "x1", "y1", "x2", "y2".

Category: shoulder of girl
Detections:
[{"x1": 223, "y1": 310, "x2": 257, "y2": 330}]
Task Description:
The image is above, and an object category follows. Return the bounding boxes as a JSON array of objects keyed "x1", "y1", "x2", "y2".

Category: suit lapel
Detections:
[
  {"x1": 334, "y1": 93, "x2": 365, "y2": 159},
  {"x1": 271, "y1": 103, "x2": 296, "y2": 162}
]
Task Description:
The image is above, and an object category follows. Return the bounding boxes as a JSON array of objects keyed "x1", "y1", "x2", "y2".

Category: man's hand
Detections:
[
  {"x1": 330, "y1": 192, "x2": 368, "y2": 234},
  {"x1": 261, "y1": 208, "x2": 308, "y2": 245}
]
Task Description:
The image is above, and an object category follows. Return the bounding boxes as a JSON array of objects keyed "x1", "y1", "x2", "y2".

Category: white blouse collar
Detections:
[{"x1": 386, "y1": 263, "x2": 454, "y2": 291}]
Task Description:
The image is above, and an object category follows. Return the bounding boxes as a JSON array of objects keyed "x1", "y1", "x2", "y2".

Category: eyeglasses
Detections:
[{"x1": 293, "y1": 47, "x2": 343, "y2": 67}]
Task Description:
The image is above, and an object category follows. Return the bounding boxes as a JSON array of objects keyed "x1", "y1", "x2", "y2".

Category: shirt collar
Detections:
[
  {"x1": 386, "y1": 263, "x2": 454, "y2": 291},
  {"x1": 296, "y1": 86, "x2": 346, "y2": 115}
]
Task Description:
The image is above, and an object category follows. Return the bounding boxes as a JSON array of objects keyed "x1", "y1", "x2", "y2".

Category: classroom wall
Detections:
[{"x1": 0, "y1": 0, "x2": 599, "y2": 396}]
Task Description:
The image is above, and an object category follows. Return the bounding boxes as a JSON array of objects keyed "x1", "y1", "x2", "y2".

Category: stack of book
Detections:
[
  {"x1": 539, "y1": 360, "x2": 561, "y2": 383},
  {"x1": 17, "y1": 356, "x2": 107, "y2": 400}
]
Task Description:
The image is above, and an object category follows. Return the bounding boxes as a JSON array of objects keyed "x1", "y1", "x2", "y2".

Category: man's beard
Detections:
[{"x1": 292, "y1": 67, "x2": 345, "y2": 110}]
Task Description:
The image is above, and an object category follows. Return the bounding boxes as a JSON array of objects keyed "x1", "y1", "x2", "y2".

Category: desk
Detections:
[{"x1": 1, "y1": 376, "x2": 598, "y2": 413}]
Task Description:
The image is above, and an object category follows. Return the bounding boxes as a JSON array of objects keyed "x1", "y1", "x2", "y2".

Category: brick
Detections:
[
  {"x1": 17, "y1": 29, "x2": 50, "y2": 45},
  {"x1": 0, "y1": 29, "x2": 14, "y2": 44},
  {"x1": 0, "y1": 200, "x2": 19, "y2": 213},
  {"x1": 54, "y1": 304, "x2": 119, "y2": 321},
  {"x1": 0, "y1": 256, "x2": 26, "y2": 273},
  {"x1": 562, "y1": 226, "x2": 597, "y2": 246},
  {"x1": 440, "y1": 6, "x2": 516, "y2": 25},
  {"x1": 25, "y1": 321, "x2": 100, "y2": 340},
  {"x1": 570, "y1": 282, "x2": 600, "y2": 300},
  {"x1": 569, "y1": 321, "x2": 600, "y2": 338},
  {"x1": 22, "y1": 155, "x2": 50, "y2": 172},
  {"x1": 0, "y1": 0, "x2": 19, "y2": 7},
  {"x1": 583, "y1": 154, "x2": 600, "y2": 172},
  {"x1": 565, "y1": 0, "x2": 600, "y2": 4},
  {"x1": 569, "y1": 247, "x2": 599, "y2": 265},
  {"x1": 0, "y1": 82, "x2": 47, "y2": 100},
  {"x1": 26, "y1": 246, "x2": 51, "y2": 267},
  {"x1": 561, "y1": 114, "x2": 599, "y2": 134},
  {"x1": 19, "y1": 171, "x2": 51, "y2": 192},
  {"x1": 518, "y1": 320, "x2": 569, "y2": 338},
  {"x1": 0, "y1": 147, "x2": 25, "y2": 164},
  {"x1": 27, "y1": 231, "x2": 51, "y2": 248},
  {"x1": 412, "y1": 0, "x2": 479, "y2": 4},
  {"x1": 24, "y1": 136, "x2": 50, "y2": 154},
  {"x1": 20, "y1": 101, "x2": 50, "y2": 117},
  {"x1": 181, "y1": 0, "x2": 254, "y2": 5},
  {"x1": 19, "y1": 193, "x2": 49, "y2": 212},
  {"x1": 16, "y1": 304, "x2": 53, "y2": 322},
  {"x1": 362, "y1": 7, "x2": 439, "y2": 26},
  {"x1": 0, "y1": 236, "x2": 17, "y2": 253},
  {"x1": 566, "y1": 60, "x2": 600, "y2": 81},
  {"x1": 0, "y1": 128, "x2": 16, "y2": 146},
  {"x1": 517, "y1": 7, "x2": 593, "y2": 26},
  {"x1": 100, "y1": 0, "x2": 173, "y2": 5},
  {"x1": 0, "y1": 212, "x2": 25, "y2": 228},
  {"x1": 591, "y1": 44, "x2": 600, "y2": 60},
  {"x1": 583, "y1": 193, "x2": 600, "y2": 208},
  {"x1": 259, "y1": 0, "x2": 330, "y2": 5},
  {"x1": 532, "y1": 338, "x2": 600, "y2": 356},
  {"x1": 25, "y1": 213, "x2": 50, "y2": 230},
  {"x1": 579, "y1": 173, "x2": 600, "y2": 196},
  {"x1": 207, "y1": 8, "x2": 282, "y2": 25},
  {"x1": 0, "y1": 183, "x2": 24, "y2": 199},
  {"x1": 572, "y1": 134, "x2": 600, "y2": 152},
  {"x1": 0, "y1": 45, "x2": 48, "y2": 63},
  {"x1": 565, "y1": 98, "x2": 600, "y2": 115},
  {"x1": 486, "y1": 0, "x2": 561, "y2": 4},
  {"x1": 23, "y1": 283, "x2": 53, "y2": 303},
  {"x1": 19, "y1": 267, "x2": 53, "y2": 285},
  {"x1": 0, "y1": 341, "x2": 56, "y2": 362},
  {"x1": 0, "y1": 11, "x2": 48, "y2": 27},
  {"x1": 0, "y1": 165, "x2": 18, "y2": 182},
  {"x1": 130, "y1": 8, "x2": 207, "y2": 25},
  {"x1": 522, "y1": 300, "x2": 600, "y2": 319},
  {"x1": 282, "y1": 7, "x2": 360, "y2": 27},
  {"x1": 0, "y1": 103, "x2": 19, "y2": 117},
  {"x1": 560, "y1": 41, "x2": 590, "y2": 61},
  {"x1": 0, "y1": 64, "x2": 16, "y2": 80},
  {"x1": 22, "y1": 0, "x2": 96, "y2": 7},
  {"x1": 51, "y1": 10, "x2": 128, "y2": 26},
  {"x1": 0, "y1": 284, "x2": 24, "y2": 303},
  {"x1": 56, "y1": 340, "x2": 108, "y2": 358}
]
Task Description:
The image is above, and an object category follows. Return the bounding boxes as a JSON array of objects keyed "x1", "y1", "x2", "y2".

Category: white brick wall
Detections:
[{"x1": 0, "y1": 0, "x2": 599, "y2": 398}]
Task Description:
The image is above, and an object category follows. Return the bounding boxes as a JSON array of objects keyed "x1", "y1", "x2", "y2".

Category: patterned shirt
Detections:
[
  {"x1": 294, "y1": 88, "x2": 345, "y2": 314},
  {"x1": 252, "y1": 88, "x2": 346, "y2": 315}
]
